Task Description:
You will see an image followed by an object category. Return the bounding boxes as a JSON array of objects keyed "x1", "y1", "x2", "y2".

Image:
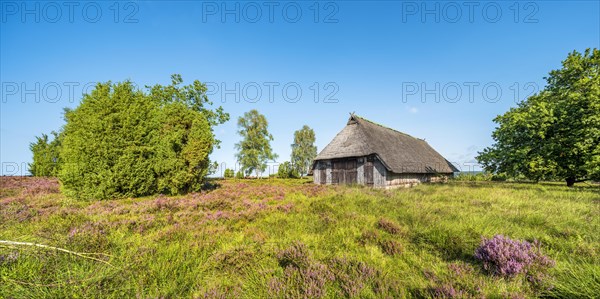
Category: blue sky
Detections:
[{"x1": 1, "y1": 1, "x2": 599, "y2": 175}]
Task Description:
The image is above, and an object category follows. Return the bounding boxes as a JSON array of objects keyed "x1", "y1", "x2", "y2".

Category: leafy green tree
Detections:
[
  {"x1": 58, "y1": 75, "x2": 228, "y2": 199},
  {"x1": 477, "y1": 49, "x2": 600, "y2": 186},
  {"x1": 29, "y1": 131, "x2": 62, "y2": 176},
  {"x1": 148, "y1": 74, "x2": 229, "y2": 128},
  {"x1": 235, "y1": 110, "x2": 278, "y2": 177},
  {"x1": 290, "y1": 125, "x2": 317, "y2": 177},
  {"x1": 224, "y1": 168, "x2": 235, "y2": 178}
]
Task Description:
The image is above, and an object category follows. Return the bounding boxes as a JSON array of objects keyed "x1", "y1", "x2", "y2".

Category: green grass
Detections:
[{"x1": 1, "y1": 177, "x2": 598, "y2": 298}]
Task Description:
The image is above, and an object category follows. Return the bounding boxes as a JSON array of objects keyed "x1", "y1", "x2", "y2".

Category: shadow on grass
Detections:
[{"x1": 202, "y1": 179, "x2": 222, "y2": 192}]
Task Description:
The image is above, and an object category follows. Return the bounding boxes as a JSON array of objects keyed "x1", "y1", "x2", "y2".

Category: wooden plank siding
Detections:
[
  {"x1": 332, "y1": 159, "x2": 358, "y2": 185},
  {"x1": 385, "y1": 172, "x2": 450, "y2": 188},
  {"x1": 373, "y1": 157, "x2": 387, "y2": 187},
  {"x1": 364, "y1": 158, "x2": 374, "y2": 186},
  {"x1": 313, "y1": 155, "x2": 452, "y2": 188}
]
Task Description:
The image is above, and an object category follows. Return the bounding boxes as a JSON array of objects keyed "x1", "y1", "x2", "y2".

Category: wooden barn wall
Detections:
[
  {"x1": 356, "y1": 158, "x2": 365, "y2": 185},
  {"x1": 385, "y1": 172, "x2": 450, "y2": 188},
  {"x1": 314, "y1": 157, "x2": 366, "y2": 185},
  {"x1": 312, "y1": 164, "x2": 320, "y2": 184},
  {"x1": 325, "y1": 160, "x2": 333, "y2": 184},
  {"x1": 313, "y1": 160, "x2": 332, "y2": 185},
  {"x1": 373, "y1": 158, "x2": 387, "y2": 187},
  {"x1": 314, "y1": 157, "x2": 451, "y2": 187}
]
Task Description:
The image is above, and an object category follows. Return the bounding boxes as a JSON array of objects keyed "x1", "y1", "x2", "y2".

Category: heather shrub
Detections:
[
  {"x1": 212, "y1": 246, "x2": 255, "y2": 272},
  {"x1": 0, "y1": 198, "x2": 37, "y2": 223},
  {"x1": 277, "y1": 241, "x2": 312, "y2": 269},
  {"x1": 474, "y1": 235, "x2": 555, "y2": 278},
  {"x1": 376, "y1": 218, "x2": 403, "y2": 235},
  {"x1": 426, "y1": 263, "x2": 486, "y2": 299},
  {"x1": 270, "y1": 241, "x2": 334, "y2": 298},
  {"x1": 198, "y1": 285, "x2": 241, "y2": 299},
  {"x1": 357, "y1": 229, "x2": 380, "y2": 246},
  {"x1": 327, "y1": 257, "x2": 376, "y2": 297},
  {"x1": 21, "y1": 177, "x2": 60, "y2": 197},
  {"x1": 67, "y1": 221, "x2": 110, "y2": 251},
  {"x1": 432, "y1": 284, "x2": 465, "y2": 298},
  {"x1": 0, "y1": 252, "x2": 20, "y2": 266},
  {"x1": 268, "y1": 263, "x2": 334, "y2": 299},
  {"x1": 372, "y1": 275, "x2": 403, "y2": 298},
  {"x1": 379, "y1": 240, "x2": 403, "y2": 256},
  {"x1": 152, "y1": 195, "x2": 178, "y2": 212}
]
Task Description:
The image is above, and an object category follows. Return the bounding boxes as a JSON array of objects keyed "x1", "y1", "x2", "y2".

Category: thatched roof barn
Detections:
[{"x1": 312, "y1": 114, "x2": 458, "y2": 188}]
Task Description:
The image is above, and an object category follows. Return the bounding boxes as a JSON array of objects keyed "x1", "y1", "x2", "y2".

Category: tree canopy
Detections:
[
  {"x1": 290, "y1": 125, "x2": 317, "y2": 177},
  {"x1": 29, "y1": 131, "x2": 62, "y2": 177},
  {"x1": 52, "y1": 75, "x2": 228, "y2": 199},
  {"x1": 476, "y1": 48, "x2": 600, "y2": 186},
  {"x1": 235, "y1": 109, "x2": 278, "y2": 177}
]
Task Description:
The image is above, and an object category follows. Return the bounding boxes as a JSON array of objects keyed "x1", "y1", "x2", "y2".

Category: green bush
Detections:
[
  {"x1": 29, "y1": 131, "x2": 62, "y2": 177},
  {"x1": 453, "y1": 172, "x2": 492, "y2": 181},
  {"x1": 57, "y1": 75, "x2": 228, "y2": 200},
  {"x1": 277, "y1": 162, "x2": 300, "y2": 179},
  {"x1": 224, "y1": 169, "x2": 235, "y2": 178},
  {"x1": 235, "y1": 171, "x2": 244, "y2": 179}
]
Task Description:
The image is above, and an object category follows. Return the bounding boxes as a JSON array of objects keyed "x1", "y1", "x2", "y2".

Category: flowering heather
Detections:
[
  {"x1": 197, "y1": 286, "x2": 241, "y2": 299},
  {"x1": 0, "y1": 176, "x2": 59, "y2": 198},
  {"x1": 377, "y1": 218, "x2": 403, "y2": 235},
  {"x1": 327, "y1": 257, "x2": 376, "y2": 297},
  {"x1": 73, "y1": 178, "x2": 329, "y2": 226},
  {"x1": 0, "y1": 251, "x2": 20, "y2": 265},
  {"x1": 269, "y1": 241, "x2": 336, "y2": 298},
  {"x1": 357, "y1": 229, "x2": 381, "y2": 246},
  {"x1": 379, "y1": 239, "x2": 403, "y2": 256},
  {"x1": 276, "y1": 203, "x2": 294, "y2": 213},
  {"x1": 474, "y1": 235, "x2": 555, "y2": 277},
  {"x1": 277, "y1": 241, "x2": 312, "y2": 269},
  {"x1": 447, "y1": 262, "x2": 475, "y2": 277},
  {"x1": 153, "y1": 194, "x2": 177, "y2": 211},
  {"x1": 432, "y1": 284, "x2": 464, "y2": 298},
  {"x1": 67, "y1": 221, "x2": 110, "y2": 251},
  {"x1": 268, "y1": 262, "x2": 334, "y2": 299},
  {"x1": 212, "y1": 246, "x2": 255, "y2": 272}
]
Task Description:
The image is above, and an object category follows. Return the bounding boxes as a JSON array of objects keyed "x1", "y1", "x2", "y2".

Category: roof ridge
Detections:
[{"x1": 353, "y1": 115, "x2": 424, "y2": 141}]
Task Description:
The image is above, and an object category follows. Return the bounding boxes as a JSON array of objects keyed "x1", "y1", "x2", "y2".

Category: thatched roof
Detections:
[{"x1": 314, "y1": 115, "x2": 458, "y2": 174}]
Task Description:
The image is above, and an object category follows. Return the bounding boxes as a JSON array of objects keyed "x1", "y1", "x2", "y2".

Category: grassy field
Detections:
[{"x1": 0, "y1": 177, "x2": 598, "y2": 298}]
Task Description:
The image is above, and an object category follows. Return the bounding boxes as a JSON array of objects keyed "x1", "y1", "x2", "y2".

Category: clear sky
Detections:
[{"x1": 1, "y1": 1, "x2": 599, "y2": 176}]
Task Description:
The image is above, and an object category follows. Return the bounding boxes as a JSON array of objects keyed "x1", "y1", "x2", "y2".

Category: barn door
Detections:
[
  {"x1": 319, "y1": 166, "x2": 326, "y2": 184},
  {"x1": 364, "y1": 159, "x2": 374, "y2": 186},
  {"x1": 332, "y1": 159, "x2": 357, "y2": 185},
  {"x1": 332, "y1": 160, "x2": 344, "y2": 184},
  {"x1": 346, "y1": 159, "x2": 357, "y2": 184}
]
